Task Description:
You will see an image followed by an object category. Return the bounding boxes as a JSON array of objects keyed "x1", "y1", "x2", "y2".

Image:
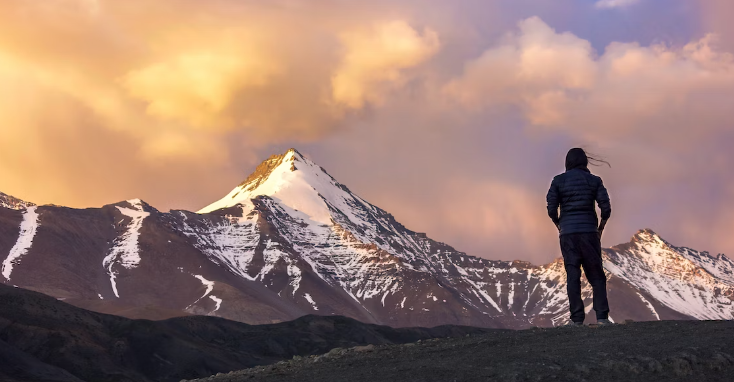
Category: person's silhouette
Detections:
[{"x1": 546, "y1": 148, "x2": 612, "y2": 326}]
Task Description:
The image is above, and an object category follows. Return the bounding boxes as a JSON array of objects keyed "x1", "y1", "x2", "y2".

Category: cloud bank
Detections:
[
  {"x1": 446, "y1": 17, "x2": 734, "y2": 142},
  {"x1": 1, "y1": 0, "x2": 733, "y2": 263},
  {"x1": 0, "y1": 0, "x2": 437, "y2": 162}
]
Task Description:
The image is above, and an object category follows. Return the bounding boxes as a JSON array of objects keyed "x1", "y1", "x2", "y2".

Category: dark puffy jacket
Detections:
[{"x1": 546, "y1": 168, "x2": 611, "y2": 236}]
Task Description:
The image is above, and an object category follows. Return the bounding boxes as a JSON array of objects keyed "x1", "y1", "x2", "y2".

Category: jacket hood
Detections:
[{"x1": 565, "y1": 148, "x2": 588, "y2": 171}]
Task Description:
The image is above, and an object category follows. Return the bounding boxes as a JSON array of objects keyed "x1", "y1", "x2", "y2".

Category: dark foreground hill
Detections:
[
  {"x1": 0, "y1": 284, "x2": 491, "y2": 382},
  {"x1": 188, "y1": 320, "x2": 734, "y2": 382}
]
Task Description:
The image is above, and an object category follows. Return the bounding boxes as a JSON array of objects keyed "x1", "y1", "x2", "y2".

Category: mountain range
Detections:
[{"x1": 1, "y1": 148, "x2": 732, "y2": 328}]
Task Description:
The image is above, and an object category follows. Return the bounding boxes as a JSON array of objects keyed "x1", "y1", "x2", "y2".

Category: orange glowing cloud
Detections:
[
  {"x1": 122, "y1": 38, "x2": 282, "y2": 130},
  {"x1": 0, "y1": 0, "x2": 444, "y2": 208},
  {"x1": 0, "y1": 0, "x2": 439, "y2": 167},
  {"x1": 332, "y1": 20, "x2": 440, "y2": 108},
  {"x1": 2, "y1": 0, "x2": 734, "y2": 264}
]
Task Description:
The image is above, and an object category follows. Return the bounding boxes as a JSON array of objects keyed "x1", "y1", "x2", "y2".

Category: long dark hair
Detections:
[{"x1": 565, "y1": 148, "x2": 611, "y2": 171}]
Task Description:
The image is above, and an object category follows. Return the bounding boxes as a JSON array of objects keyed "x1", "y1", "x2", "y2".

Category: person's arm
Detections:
[
  {"x1": 596, "y1": 178, "x2": 611, "y2": 237},
  {"x1": 546, "y1": 177, "x2": 561, "y2": 232}
]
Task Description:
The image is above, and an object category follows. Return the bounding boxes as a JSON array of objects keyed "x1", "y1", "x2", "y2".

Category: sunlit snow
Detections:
[
  {"x1": 102, "y1": 200, "x2": 150, "y2": 298},
  {"x1": 2, "y1": 206, "x2": 40, "y2": 281},
  {"x1": 304, "y1": 293, "x2": 318, "y2": 310},
  {"x1": 209, "y1": 295, "x2": 222, "y2": 313}
]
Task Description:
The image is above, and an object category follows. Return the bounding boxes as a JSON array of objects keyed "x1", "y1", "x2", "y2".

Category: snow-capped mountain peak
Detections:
[
  {"x1": 623, "y1": 228, "x2": 733, "y2": 279},
  {"x1": 627, "y1": 229, "x2": 734, "y2": 281},
  {"x1": 239, "y1": 149, "x2": 302, "y2": 192},
  {"x1": 604, "y1": 228, "x2": 734, "y2": 320},
  {"x1": 112, "y1": 198, "x2": 152, "y2": 211},
  {"x1": 630, "y1": 228, "x2": 672, "y2": 248},
  {"x1": 198, "y1": 148, "x2": 370, "y2": 227}
]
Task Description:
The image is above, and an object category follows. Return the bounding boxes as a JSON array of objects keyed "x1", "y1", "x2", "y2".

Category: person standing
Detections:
[{"x1": 546, "y1": 148, "x2": 612, "y2": 326}]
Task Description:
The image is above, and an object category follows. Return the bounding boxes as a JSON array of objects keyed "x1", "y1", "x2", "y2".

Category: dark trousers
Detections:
[{"x1": 560, "y1": 232, "x2": 609, "y2": 323}]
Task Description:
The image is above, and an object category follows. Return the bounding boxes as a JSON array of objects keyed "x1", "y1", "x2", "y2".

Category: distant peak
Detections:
[
  {"x1": 237, "y1": 149, "x2": 302, "y2": 191},
  {"x1": 634, "y1": 228, "x2": 658, "y2": 237},
  {"x1": 198, "y1": 147, "x2": 348, "y2": 218},
  {"x1": 126, "y1": 199, "x2": 146, "y2": 209},
  {"x1": 111, "y1": 199, "x2": 151, "y2": 212},
  {"x1": 631, "y1": 228, "x2": 671, "y2": 247}
]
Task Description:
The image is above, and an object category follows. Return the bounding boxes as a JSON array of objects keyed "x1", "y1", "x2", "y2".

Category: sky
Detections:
[{"x1": 1, "y1": 0, "x2": 734, "y2": 264}]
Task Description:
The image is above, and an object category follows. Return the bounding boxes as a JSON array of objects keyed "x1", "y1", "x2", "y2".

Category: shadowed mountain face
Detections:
[
  {"x1": 1, "y1": 149, "x2": 733, "y2": 328},
  {"x1": 0, "y1": 284, "x2": 492, "y2": 382}
]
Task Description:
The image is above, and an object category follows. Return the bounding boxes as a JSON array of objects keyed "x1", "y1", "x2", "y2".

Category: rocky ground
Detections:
[{"x1": 187, "y1": 320, "x2": 734, "y2": 382}]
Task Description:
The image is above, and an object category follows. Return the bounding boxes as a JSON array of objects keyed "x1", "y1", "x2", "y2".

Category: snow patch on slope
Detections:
[
  {"x1": 180, "y1": 212, "x2": 260, "y2": 281},
  {"x1": 304, "y1": 293, "x2": 318, "y2": 310},
  {"x1": 194, "y1": 275, "x2": 214, "y2": 298},
  {"x1": 288, "y1": 263, "x2": 302, "y2": 295},
  {"x1": 187, "y1": 274, "x2": 223, "y2": 315},
  {"x1": 507, "y1": 282, "x2": 515, "y2": 310},
  {"x1": 2, "y1": 206, "x2": 40, "y2": 281},
  {"x1": 103, "y1": 200, "x2": 150, "y2": 298},
  {"x1": 636, "y1": 292, "x2": 660, "y2": 320},
  {"x1": 209, "y1": 295, "x2": 222, "y2": 313}
]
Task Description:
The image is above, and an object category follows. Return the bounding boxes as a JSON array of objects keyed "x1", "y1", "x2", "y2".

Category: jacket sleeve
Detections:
[
  {"x1": 596, "y1": 178, "x2": 611, "y2": 221},
  {"x1": 546, "y1": 177, "x2": 560, "y2": 226}
]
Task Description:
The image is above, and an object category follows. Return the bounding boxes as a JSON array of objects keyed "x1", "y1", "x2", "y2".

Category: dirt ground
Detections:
[{"x1": 187, "y1": 320, "x2": 734, "y2": 382}]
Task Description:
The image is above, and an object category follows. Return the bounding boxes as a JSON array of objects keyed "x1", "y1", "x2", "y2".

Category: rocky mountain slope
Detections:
[
  {"x1": 0, "y1": 191, "x2": 34, "y2": 210},
  {"x1": 1, "y1": 148, "x2": 732, "y2": 328},
  {"x1": 0, "y1": 283, "x2": 489, "y2": 382}
]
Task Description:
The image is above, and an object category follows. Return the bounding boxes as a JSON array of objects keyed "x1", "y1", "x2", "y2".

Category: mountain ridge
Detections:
[
  {"x1": 0, "y1": 191, "x2": 35, "y2": 210},
  {"x1": 1, "y1": 148, "x2": 732, "y2": 328}
]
